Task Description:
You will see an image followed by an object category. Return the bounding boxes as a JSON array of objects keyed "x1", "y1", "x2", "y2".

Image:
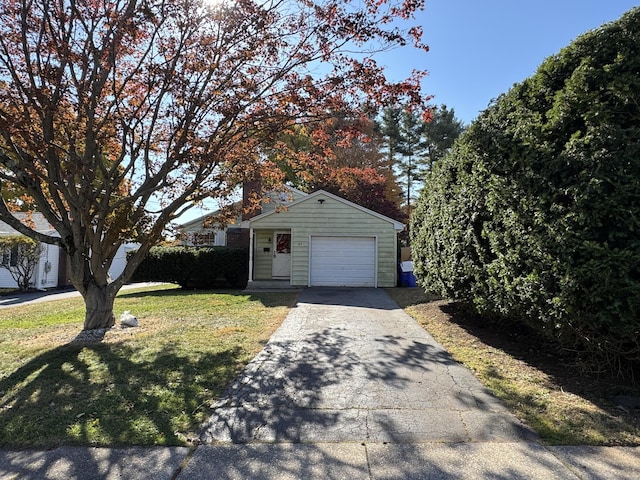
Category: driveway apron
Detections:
[{"x1": 200, "y1": 287, "x2": 534, "y2": 444}]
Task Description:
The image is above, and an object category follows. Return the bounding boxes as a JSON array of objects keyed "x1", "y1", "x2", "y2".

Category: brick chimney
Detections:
[
  {"x1": 242, "y1": 178, "x2": 262, "y2": 221},
  {"x1": 227, "y1": 178, "x2": 262, "y2": 248}
]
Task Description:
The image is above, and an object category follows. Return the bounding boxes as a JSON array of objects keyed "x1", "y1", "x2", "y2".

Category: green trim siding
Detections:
[
  {"x1": 250, "y1": 193, "x2": 399, "y2": 287},
  {"x1": 253, "y1": 230, "x2": 273, "y2": 280}
]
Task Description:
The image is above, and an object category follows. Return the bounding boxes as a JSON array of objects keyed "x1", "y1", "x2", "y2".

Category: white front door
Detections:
[{"x1": 272, "y1": 231, "x2": 291, "y2": 278}]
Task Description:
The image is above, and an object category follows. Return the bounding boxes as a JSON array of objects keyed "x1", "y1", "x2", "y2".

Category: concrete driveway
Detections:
[{"x1": 200, "y1": 287, "x2": 534, "y2": 444}]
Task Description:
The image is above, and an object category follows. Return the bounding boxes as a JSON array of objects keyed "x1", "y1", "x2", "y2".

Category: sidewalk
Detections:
[
  {"x1": 0, "y1": 282, "x2": 164, "y2": 308},
  {"x1": 2, "y1": 443, "x2": 639, "y2": 479},
  {"x1": 1, "y1": 287, "x2": 638, "y2": 479}
]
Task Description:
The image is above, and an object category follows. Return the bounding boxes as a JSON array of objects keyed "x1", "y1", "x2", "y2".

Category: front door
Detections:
[{"x1": 272, "y1": 231, "x2": 291, "y2": 278}]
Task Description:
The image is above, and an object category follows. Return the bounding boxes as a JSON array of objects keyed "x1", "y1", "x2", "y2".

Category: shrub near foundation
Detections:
[
  {"x1": 411, "y1": 7, "x2": 640, "y2": 375},
  {"x1": 130, "y1": 246, "x2": 249, "y2": 288}
]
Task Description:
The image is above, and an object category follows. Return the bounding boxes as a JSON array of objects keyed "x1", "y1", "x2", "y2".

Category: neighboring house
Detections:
[
  {"x1": 0, "y1": 212, "x2": 137, "y2": 290},
  {"x1": 178, "y1": 185, "x2": 308, "y2": 247},
  {"x1": 178, "y1": 206, "x2": 237, "y2": 247},
  {"x1": 245, "y1": 190, "x2": 404, "y2": 288}
]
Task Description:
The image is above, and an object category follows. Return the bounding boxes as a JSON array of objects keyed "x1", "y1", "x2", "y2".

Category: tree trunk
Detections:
[{"x1": 83, "y1": 283, "x2": 116, "y2": 330}]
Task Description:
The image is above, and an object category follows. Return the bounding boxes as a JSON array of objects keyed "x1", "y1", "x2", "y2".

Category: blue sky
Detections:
[
  {"x1": 379, "y1": 1, "x2": 639, "y2": 125},
  {"x1": 177, "y1": 1, "x2": 639, "y2": 223}
]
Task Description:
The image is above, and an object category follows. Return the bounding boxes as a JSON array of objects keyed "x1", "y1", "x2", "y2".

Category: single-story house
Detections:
[
  {"x1": 0, "y1": 212, "x2": 137, "y2": 290},
  {"x1": 244, "y1": 190, "x2": 404, "y2": 288},
  {"x1": 177, "y1": 185, "x2": 308, "y2": 247},
  {"x1": 178, "y1": 212, "x2": 231, "y2": 247}
]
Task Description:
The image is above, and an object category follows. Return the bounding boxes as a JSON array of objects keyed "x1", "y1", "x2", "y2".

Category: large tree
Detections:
[
  {"x1": 421, "y1": 104, "x2": 465, "y2": 170},
  {"x1": 378, "y1": 107, "x2": 405, "y2": 205},
  {"x1": 279, "y1": 117, "x2": 406, "y2": 220},
  {"x1": 380, "y1": 105, "x2": 464, "y2": 215},
  {"x1": 396, "y1": 109, "x2": 428, "y2": 213},
  {"x1": 0, "y1": 0, "x2": 428, "y2": 331}
]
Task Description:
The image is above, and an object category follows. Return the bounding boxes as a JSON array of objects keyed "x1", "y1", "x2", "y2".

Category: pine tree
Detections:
[{"x1": 422, "y1": 105, "x2": 465, "y2": 170}]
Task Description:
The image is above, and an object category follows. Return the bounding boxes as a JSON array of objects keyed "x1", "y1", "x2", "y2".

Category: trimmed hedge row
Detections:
[
  {"x1": 129, "y1": 246, "x2": 249, "y2": 288},
  {"x1": 411, "y1": 8, "x2": 640, "y2": 374}
]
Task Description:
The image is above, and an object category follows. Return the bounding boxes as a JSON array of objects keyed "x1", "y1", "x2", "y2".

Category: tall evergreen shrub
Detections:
[{"x1": 411, "y1": 8, "x2": 640, "y2": 372}]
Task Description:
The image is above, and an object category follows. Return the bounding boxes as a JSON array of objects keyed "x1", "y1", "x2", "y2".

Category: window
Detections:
[
  {"x1": 276, "y1": 233, "x2": 291, "y2": 254},
  {"x1": 1, "y1": 246, "x2": 18, "y2": 267}
]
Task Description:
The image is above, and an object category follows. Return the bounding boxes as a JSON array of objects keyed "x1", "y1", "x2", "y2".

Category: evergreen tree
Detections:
[
  {"x1": 379, "y1": 105, "x2": 464, "y2": 216},
  {"x1": 397, "y1": 110, "x2": 428, "y2": 213},
  {"x1": 422, "y1": 105, "x2": 465, "y2": 170},
  {"x1": 379, "y1": 107, "x2": 404, "y2": 165}
]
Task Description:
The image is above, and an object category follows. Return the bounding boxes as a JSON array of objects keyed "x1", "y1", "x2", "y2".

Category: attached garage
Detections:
[
  {"x1": 310, "y1": 236, "x2": 376, "y2": 287},
  {"x1": 246, "y1": 190, "x2": 405, "y2": 288}
]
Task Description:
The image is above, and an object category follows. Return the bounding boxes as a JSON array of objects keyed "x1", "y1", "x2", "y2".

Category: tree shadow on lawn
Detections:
[
  {"x1": 438, "y1": 301, "x2": 639, "y2": 388},
  {"x1": 391, "y1": 290, "x2": 639, "y2": 395},
  {"x1": 0, "y1": 340, "x2": 245, "y2": 449}
]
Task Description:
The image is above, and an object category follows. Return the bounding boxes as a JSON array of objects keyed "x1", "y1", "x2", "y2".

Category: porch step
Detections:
[{"x1": 244, "y1": 280, "x2": 302, "y2": 292}]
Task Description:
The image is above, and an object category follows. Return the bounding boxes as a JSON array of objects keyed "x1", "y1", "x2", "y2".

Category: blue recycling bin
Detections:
[{"x1": 399, "y1": 261, "x2": 417, "y2": 287}]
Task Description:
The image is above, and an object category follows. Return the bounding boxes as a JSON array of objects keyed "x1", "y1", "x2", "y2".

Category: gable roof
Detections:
[
  {"x1": 177, "y1": 201, "x2": 242, "y2": 230},
  {"x1": 0, "y1": 212, "x2": 57, "y2": 236},
  {"x1": 245, "y1": 189, "x2": 405, "y2": 231},
  {"x1": 177, "y1": 185, "x2": 309, "y2": 229}
]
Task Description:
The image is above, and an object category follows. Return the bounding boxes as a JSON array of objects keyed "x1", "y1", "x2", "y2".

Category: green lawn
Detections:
[
  {"x1": 0, "y1": 284, "x2": 298, "y2": 448},
  {"x1": 3, "y1": 284, "x2": 638, "y2": 448}
]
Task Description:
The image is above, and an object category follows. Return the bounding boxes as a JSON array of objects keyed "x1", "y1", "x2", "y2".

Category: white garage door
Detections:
[{"x1": 310, "y1": 236, "x2": 376, "y2": 287}]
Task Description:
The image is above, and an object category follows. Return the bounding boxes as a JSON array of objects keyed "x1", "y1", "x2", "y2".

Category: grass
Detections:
[
  {"x1": 0, "y1": 288, "x2": 19, "y2": 295},
  {"x1": 387, "y1": 288, "x2": 640, "y2": 446},
  {"x1": 0, "y1": 284, "x2": 299, "y2": 448},
  {"x1": 3, "y1": 284, "x2": 638, "y2": 448}
]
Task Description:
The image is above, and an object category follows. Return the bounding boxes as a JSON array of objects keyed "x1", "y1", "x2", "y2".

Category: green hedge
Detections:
[
  {"x1": 411, "y1": 8, "x2": 640, "y2": 374},
  {"x1": 130, "y1": 246, "x2": 249, "y2": 288}
]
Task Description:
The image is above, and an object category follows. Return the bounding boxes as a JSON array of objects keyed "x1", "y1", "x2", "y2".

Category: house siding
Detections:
[
  {"x1": 1, "y1": 211, "x2": 141, "y2": 290},
  {"x1": 0, "y1": 268, "x2": 16, "y2": 288},
  {"x1": 0, "y1": 242, "x2": 60, "y2": 289},
  {"x1": 250, "y1": 192, "x2": 399, "y2": 287},
  {"x1": 178, "y1": 187, "x2": 307, "y2": 247},
  {"x1": 180, "y1": 220, "x2": 233, "y2": 247},
  {"x1": 261, "y1": 188, "x2": 307, "y2": 214},
  {"x1": 35, "y1": 243, "x2": 60, "y2": 289},
  {"x1": 253, "y1": 230, "x2": 273, "y2": 280},
  {"x1": 0, "y1": 241, "x2": 137, "y2": 289}
]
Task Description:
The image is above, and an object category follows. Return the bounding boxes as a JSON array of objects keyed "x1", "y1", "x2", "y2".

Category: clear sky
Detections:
[
  {"x1": 177, "y1": 1, "x2": 639, "y2": 224},
  {"x1": 379, "y1": 1, "x2": 640, "y2": 125}
]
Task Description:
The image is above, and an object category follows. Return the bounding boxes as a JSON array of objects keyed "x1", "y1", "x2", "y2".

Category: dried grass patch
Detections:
[{"x1": 388, "y1": 288, "x2": 640, "y2": 446}]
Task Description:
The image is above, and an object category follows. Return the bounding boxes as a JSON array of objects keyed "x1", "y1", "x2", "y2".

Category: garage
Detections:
[
  {"x1": 247, "y1": 190, "x2": 404, "y2": 288},
  {"x1": 310, "y1": 236, "x2": 376, "y2": 287}
]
